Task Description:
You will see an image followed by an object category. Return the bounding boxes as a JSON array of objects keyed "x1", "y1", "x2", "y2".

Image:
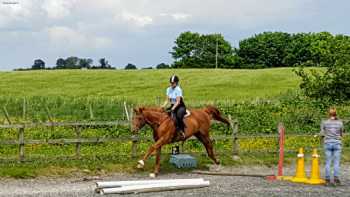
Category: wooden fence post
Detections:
[
  {"x1": 45, "y1": 105, "x2": 53, "y2": 122},
  {"x1": 129, "y1": 105, "x2": 138, "y2": 158},
  {"x1": 45, "y1": 105, "x2": 54, "y2": 141},
  {"x1": 18, "y1": 127, "x2": 25, "y2": 162},
  {"x1": 2, "y1": 106, "x2": 11, "y2": 125},
  {"x1": 75, "y1": 126, "x2": 82, "y2": 158},
  {"x1": 89, "y1": 104, "x2": 94, "y2": 120},
  {"x1": 124, "y1": 102, "x2": 129, "y2": 121},
  {"x1": 156, "y1": 96, "x2": 161, "y2": 106},
  {"x1": 22, "y1": 98, "x2": 26, "y2": 120},
  {"x1": 229, "y1": 115, "x2": 239, "y2": 160},
  {"x1": 277, "y1": 122, "x2": 285, "y2": 177}
]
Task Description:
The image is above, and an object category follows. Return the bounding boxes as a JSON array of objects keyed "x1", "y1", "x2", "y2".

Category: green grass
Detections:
[
  {"x1": 0, "y1": 68, "x2": 300, "y2": 103},
  {"x1": 2, "y1": 67, "x2": 338, "y2": 178},
  {"x1": 0, "y1": 134, "x2": 348, "y2": 178}
]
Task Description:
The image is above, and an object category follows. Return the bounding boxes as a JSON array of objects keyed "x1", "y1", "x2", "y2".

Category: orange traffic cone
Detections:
[
  {"x1": 291, "y1": 148, "x2": 308, "y2": 183},
  {"x1": 307, "y1": 149, "x2": 325, "y2": 184}
]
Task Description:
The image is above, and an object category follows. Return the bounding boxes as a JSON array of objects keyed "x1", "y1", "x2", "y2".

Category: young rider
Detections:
[{"x1": 161, "y1": 75, "x2": 186, "y2": 138}]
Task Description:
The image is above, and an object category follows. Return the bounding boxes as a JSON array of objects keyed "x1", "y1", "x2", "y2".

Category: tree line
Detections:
[
  {"x1": 172, "y1": 31, "x2": 350, "y2": 68},
  {"x1": 15, "y1": 57, "x2": 170, "y2": 71},
  {"x1": 15, "y1": 31, "x2": 350, "y2": 70},
  {"x1": 16, "y1": 57, "x2": 114, "y2": 71}
]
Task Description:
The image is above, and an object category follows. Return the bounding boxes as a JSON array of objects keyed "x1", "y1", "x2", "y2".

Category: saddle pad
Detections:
[{"x1": 184, "y1": 110, "x2": 191, "y2": 118}]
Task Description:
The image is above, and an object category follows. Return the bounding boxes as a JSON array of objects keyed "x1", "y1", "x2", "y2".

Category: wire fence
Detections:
[{"x1": 0, "y1": 98, "x2": 349, "y2": 164}]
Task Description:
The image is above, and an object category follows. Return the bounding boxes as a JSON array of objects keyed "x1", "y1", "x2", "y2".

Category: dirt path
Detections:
[{"x1": 0, "y1": 165, "x2": 349, "y2": 197}]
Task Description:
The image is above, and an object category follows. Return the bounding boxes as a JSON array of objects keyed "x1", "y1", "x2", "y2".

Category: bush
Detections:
[
  {"x1": 295, "y1": 65, "x2": 350, "y2": 102},
  {"x1": 124, "y1": 63, "x2": 137, "y2": 70}
]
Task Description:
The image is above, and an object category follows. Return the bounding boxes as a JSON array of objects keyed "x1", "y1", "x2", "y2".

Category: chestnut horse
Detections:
[{"x1": 132, "y1": 106, "x2": 230, "y2": 176}]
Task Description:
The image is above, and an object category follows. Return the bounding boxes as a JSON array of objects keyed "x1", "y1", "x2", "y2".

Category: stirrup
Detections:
[{"x1": 180, "y1": 131, "x2": 185, "y2": 139}]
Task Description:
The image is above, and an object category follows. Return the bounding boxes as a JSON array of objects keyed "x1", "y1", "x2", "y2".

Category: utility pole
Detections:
[{"x1": 215, "y1": 35, "x2": 218, "y2": 69}]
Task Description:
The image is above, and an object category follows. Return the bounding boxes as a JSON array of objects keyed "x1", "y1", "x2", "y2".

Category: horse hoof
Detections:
[
  {"x1": 137, "y1": 160, "x2": 144, "y2": 169},
  {"x1": 149, "y1": 173, "x2": 156, "y2": 178}
]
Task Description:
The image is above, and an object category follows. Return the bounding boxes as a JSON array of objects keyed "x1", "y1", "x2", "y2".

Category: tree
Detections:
[
  {"x1": 236, "y1": 32, "x2": 292, "y2": 68},
  {"x1": 125, "y1": 63, "x2": 137, "y2": 70},
  {"x1": 56, "y1": 58, "x2": 66, "y2": 69},
  {"x1": 156, "y1": 63, "x2": 170, "y2": 69},
  {"x1": 64, "y1": 56, "x2": 80, "y2": 69},
  {"x1": 295, "y1": 64, "x2": 350, "y2": 101},
  {"x1": 283, "y1": 33, "x2": 313, "y2": 67},
  {"x1": 99, "y1": 58, "x2": 110, "y2": 69},
  {"x1": 309, "y1": 32, "x2": 334, "y2": 67},
  {"x1": 171, "y1": 31, "x2": 201, "y2": 68},
  {"x1": 32, "y1": 59, "x2": 45, "y2": 70},
  {"x1": 332, "y1": 34, "x2": 350, "y2": 65},
  {"x1": 170, "y1": 32, "x2": 235, "y2": 68},
  {"x1": 79, "y1": 58, "x2": 93, "y2": 69}
]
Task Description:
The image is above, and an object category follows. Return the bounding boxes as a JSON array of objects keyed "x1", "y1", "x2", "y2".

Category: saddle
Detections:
[
  {"x1": 184, "y1": 109, "x2": 191, "y2": 118},
  {"x1": 167, "y1": 109, "x2": 191, "y2": 142}
]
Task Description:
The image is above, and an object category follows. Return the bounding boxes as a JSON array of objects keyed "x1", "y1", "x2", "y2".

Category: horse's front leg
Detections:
[
  {"x1": 149, "y1": 148, "x2": 161, "y2": 178},
  {"x1": 137, "y1": 137, "x2": 169, "y2": 169}
]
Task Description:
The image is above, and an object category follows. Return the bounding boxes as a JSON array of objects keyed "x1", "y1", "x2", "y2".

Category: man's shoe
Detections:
[{"x1": 334, "y1": 177, "x2": 341, "y2": 186}]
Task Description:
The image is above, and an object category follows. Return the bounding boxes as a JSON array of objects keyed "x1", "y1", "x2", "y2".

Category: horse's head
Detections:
[{"x1": 132, "y1": 107, "x2": 147, "y2": 133}]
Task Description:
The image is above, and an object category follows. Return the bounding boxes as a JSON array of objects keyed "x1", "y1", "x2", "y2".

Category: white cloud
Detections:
[
  {"x1": 171, "y1": 13, "x2": 191, "y2": 21},
  {"x1": 160, "y1": 13, "x2": 191, "y2": 21},
  {"x1": 0, "y1": 0, "x2": 34, "y2": 27},
  {"x1": 46, "y1": 26, "x2": 112, "y2": 50},
  {"x1": 119, "y1": 11, "x2": 153, "y2": 27},
  {"x1": 41, "y1": 0, "x2": 76, "y2": 19},
  {"x1": 0, "y1": 0, "x2": 346, "y2": 70}
]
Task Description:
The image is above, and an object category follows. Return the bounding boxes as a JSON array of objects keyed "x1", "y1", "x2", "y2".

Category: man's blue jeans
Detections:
[{"x1": 324, "y1": 142, "x2": 342, "y2": 179}]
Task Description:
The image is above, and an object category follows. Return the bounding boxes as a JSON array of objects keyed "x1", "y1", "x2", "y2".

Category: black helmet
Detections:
[{"x1": 169, "y1": 75, "x2": 179, "y2": 83}]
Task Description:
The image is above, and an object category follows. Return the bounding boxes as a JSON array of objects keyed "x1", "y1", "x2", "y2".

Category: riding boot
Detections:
[
  {"x1": 179, "y1": 122, "x2": 186, "y2": 139},
  {"x1": 176, "y1": 128, "x2": 185, "y2": 139}
]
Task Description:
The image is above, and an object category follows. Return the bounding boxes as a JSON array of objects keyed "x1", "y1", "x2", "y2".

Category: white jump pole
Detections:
[
  {"x1": 96, "y1": 178, "x2": 205, "y2": 188},
  {"x1": 99, "y1": 180, "x2": 210, "y2": 195}
]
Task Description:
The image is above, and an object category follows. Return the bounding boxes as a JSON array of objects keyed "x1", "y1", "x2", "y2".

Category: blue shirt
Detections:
[{"x1": 166, "y1": 86, "x2": 183, "y2": 104}]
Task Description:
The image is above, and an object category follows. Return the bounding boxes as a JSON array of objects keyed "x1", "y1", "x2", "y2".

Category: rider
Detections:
[{"x1": 161, "y1": 75, "x2": 186, "y2": 139}]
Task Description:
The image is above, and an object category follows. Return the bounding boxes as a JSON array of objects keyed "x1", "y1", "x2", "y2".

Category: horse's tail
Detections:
[{"x1": 204, "y1": 105, "x2": 231, "y2": 126}]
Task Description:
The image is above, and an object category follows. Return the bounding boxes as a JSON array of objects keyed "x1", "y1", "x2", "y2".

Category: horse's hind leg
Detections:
[{"x1": 194, "y1": 133, "x2": 220, "y2": 164}]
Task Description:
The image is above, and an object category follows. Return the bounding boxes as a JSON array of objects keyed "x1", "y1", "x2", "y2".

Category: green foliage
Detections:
[
  {"x1": 63, "y1": 56, "x2": 80, "y2": 69},
  {"x1": 125, "y1": 63, "x2": 137, "y2": 70},
  {"x1": 295, "y1": 65, "x2": 350, "y2": 101},
  {"x1": 236, "y1": 32, "x2": 350, "y2": 68},
  {"x1": 98, "y1": 58, "x2": 112, "y2": 69},
  {"x1": 78, "y1": 58, "x2": 93, "y2": 69},
  {"x1": 237, "y1": 32, "x2": 292, "y2": 68},
  {"x1": 156, "y1": 63, "x2": 170, "y2": 69},
  {"x1": 32, "y1": 59, "x2": 45, "y2": 70},
  {"x1": 171, "y1": 31, "x2": 235, "y2": 68}
]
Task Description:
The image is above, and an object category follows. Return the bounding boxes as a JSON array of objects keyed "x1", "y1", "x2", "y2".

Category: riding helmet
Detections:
[{"x1": 170, "y1": 75, "x2": 179, "y2": 83}]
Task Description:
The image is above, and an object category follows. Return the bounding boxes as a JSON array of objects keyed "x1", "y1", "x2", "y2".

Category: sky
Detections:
[{"x1": 0, "y1": 0, "x2": 349, "y2": 70}]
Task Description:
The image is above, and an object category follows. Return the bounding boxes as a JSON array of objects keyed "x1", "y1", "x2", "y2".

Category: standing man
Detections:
[{"x1": 320, "y1": 107, "x2": 344, "y2": 186}]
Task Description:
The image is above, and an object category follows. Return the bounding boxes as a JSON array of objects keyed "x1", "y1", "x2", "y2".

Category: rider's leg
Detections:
[{"x1": 176, "y1": 106, "x2": 186, "y2": 133}]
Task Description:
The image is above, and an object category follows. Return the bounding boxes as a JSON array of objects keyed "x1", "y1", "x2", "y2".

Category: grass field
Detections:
[
  {"x1": 3, "y1": 67, "x2": 342, "y2": 178},
  {"x1": 0, "y1": 68, "x2": 300, "y2": 103}
]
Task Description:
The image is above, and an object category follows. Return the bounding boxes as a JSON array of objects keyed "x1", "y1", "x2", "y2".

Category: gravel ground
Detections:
[{"x1": 0, "y1": 165, "x2": 349, "y2": 197}]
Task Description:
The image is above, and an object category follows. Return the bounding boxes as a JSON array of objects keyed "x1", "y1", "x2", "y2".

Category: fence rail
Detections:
[{"x1": 0, "y1": 120, "x2": 348, "y2": 162}]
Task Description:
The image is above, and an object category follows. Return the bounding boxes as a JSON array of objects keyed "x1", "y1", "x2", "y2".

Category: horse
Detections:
[{"x1": 132, "y1": 106, "x2": 230, "y2": 176}]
